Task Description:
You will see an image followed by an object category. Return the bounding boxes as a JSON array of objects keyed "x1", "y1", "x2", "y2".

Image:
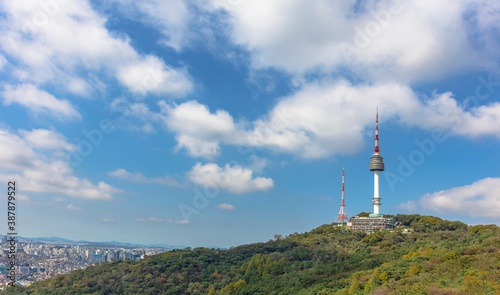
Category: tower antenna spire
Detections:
[
  {"x1": 374, "y1": 106, "x2": 380, "y2": 153},
  {"x1": 335, "y1": 167, "x2": 348, "y2": 223}
]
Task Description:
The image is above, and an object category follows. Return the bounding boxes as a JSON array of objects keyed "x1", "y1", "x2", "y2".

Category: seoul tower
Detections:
[
  {"x1": 335, "y1": 168, "x2": 348, "y2": 223},
  {"x1": 369, "y1": 108, "x2": 384, "y2": 217}
]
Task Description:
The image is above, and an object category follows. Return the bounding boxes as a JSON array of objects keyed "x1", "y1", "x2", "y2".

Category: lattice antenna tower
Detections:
[{"x1": 335, "y1": 168, "x2": 349, "y2": 223}]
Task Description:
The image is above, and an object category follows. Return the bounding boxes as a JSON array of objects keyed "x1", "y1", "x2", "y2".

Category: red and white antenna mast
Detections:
[
  {"x1": 335, "y1": 168, "x2": 349, "y2": 223},
  {"x1": 374, "y1": 106, "x2": 380, "y2": 153}
]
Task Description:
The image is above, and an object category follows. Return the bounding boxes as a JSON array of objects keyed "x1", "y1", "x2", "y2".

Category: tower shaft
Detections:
[{"x1": 373, "y1": 170, "x2": 381, "y2": 215}]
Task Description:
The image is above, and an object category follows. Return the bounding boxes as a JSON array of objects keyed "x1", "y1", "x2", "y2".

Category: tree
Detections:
[
  {"x1": 379, "y1": 271, "x2": 388, "y2": 283},
  {"x1": 348, "y1": 273, "x2": 363, "y2": 295},
  {"x1": 405, "y1": 263, "x2": 420, "y2": 277}
]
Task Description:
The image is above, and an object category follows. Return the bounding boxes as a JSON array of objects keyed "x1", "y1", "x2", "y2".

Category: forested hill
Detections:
[{"x1": 3, "y1": 214, "x2": 500, "y2": 295}]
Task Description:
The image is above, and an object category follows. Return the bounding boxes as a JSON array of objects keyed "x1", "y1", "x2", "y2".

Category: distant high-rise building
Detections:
[
  {"x1": 92, "y1": 254, "x2": 102, "y2": 263},
  {"x1": 107, "y1": 251, "x2": 117, "y2": 262},
  {"x1": 19, "y1": 266, "x2": 30, "y2": 275},
  {"x1": 119, "y1": 251, "x2": 128, "y2": 261}
]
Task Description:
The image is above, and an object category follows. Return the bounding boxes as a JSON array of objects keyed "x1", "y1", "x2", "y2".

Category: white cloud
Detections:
[
  {"x1": 248, "y1": 155, "x2": 269, "y2": 173},
  {"x1": 396, "y1": 200, "x2": 417, "y2": 212},
  {"x1": 20, "y1": 128, "x2": 76, "y2": 151},
  {"x1": 162, "y1": 80, "x2": 500, "y2": 159},
  {"x1": 0, "y1": 0, "x2": 192, "y2": 97},
  {"x1": 174, "y1": 219, "x2": 189, "y2": 224},
  {"x1": 117, "y1": 56, "x2": 192, "y2": 97},
  {"x1": 101, "y1": 218, "x2": 115, "y2": 222},
  {"x1": 163, "y1": 100, "x2": 239, "y2": 158},
  {"x1": 217, "y1": 203, "x2": 235, "y2": 210},
  {"x1": 108, "y1": 168, "x2": 182, "y2": 187},
  {"x1": 2, "y1": 84, "x2": 81, "y2": 120},
  {"x1": 66, "y1": 204, "x2": 81, "y2": 211},
  {"x1": 108, "y1": 98, "x2": 161, "y2": 133},
  {"x1": 15, "y1": 194, "x2": 39, "y2": 206},
  {"x1": 112, "y1": 0, "x2": 191, "y2": 51},
  {"x1": 400, "y1": 178, "x2": 500, "y2": 218},
  {"x1": 162, "y1": 83, "x2": 406, "y2": 159},
  {"x1": 0, "y1": 54, "x2": 7, "y2": 70},
  {"x1": 208, "y1": 0, "x2": 500, "y2": 82},
  {"x1": 10, "y1": 160, "x2": 121, "y2": 200},
  {"x1": 246, "y1": 81, "x2": 415, "y2": 158},
  {"x1": 0, "y1": 126, "x2": 121, "y2": 200},
  {"x1": 0, "y1": 127, "x2": 37, "y2": 170},
  {"x1": 188, "y1": 162, "x2": 274, "y2": 194},
  {"x1": 160, "y1": 82, "x2": 401, "y2": 158}
]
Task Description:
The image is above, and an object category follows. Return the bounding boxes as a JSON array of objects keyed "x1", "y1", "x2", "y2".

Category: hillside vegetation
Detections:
[{"x1": 3, "y1": 214, "x2": 500, "y2": 295}]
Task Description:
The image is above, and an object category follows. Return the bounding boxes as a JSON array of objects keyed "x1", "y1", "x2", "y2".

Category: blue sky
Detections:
[{"x1": 0, "y1": 0, "x2": 499, "y2": 248}]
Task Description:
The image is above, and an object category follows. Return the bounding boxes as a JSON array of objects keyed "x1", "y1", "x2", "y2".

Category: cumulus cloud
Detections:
[
  {"x1": 162, "y1": 100, "x2": 239, "y2": 158},
  {"x1": 0, "y1": 0, "x2": 192, "y2": 97},
  {"x1": 0, "y1": 54, "x2": 7, "y2": 70},
  {"x1": 188, "y1": 162, "x2": 274, "y2": 194},
  {"x1": 208, "y1": 0, "x2": 499, "y2": 82},
  {"x1": 117, "y1": 56, "x2": 192, "y2": 97},
  {"x1": 217, "y1": 203, "x2": 235, "y2": 210},
  {"x1": 395, "y1": 200, "x2": 418, "y2": 212},
  {"x1": 161, "y1": 80, "x2": 500, "y2": 159},
  {"x1": 0, "y1": 127, "x2": 121, "y2": 200},
  {"x1": 0, "y1": 127, "x2": 37, "y2": 170},
  {"x1": 251, "y1": 81, "x2": 500, "y2": 158},
  {"x1": 19, "y1": 128, "x2": 76, "y2": 151},
  {"x1": 108, "y1": 168, "x2": 182, "y2": 187},
  {"x1": 2, "y1": 84, "x2": 81, "y2": 120},
  {"x1": 112, "y1": 0, "x2": 192, "y2": 51},
  {"x1": 6, "y1": 160, "x2": 121, "y2": 200},
  {"x1": 398, "y1": 177, "x2": 500, "y2": 218},
  {"x1": 245, "y1": 81, "x2": 415, "y2": 158},
  {"x1": 15, "y1": 194, "x2": 39, "y2": 206}
]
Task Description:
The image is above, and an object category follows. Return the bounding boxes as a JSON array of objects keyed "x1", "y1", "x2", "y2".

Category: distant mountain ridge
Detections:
[{"x1": 0, "y1": 234, "x2": 194, "y2": 249}]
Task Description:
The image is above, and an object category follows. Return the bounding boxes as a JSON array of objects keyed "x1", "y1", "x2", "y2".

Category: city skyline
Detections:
[
  {"x1": 0, "y1": 235, "x2": 168, "y2": 285},
  {"x1": 0, "y1": 0, "x2": 499, "y2": 248}
]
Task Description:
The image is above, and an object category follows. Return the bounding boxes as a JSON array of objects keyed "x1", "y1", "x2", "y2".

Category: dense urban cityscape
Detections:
[{"x1": 0, "y1": 235, "x2": 169, "y2": 287}]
